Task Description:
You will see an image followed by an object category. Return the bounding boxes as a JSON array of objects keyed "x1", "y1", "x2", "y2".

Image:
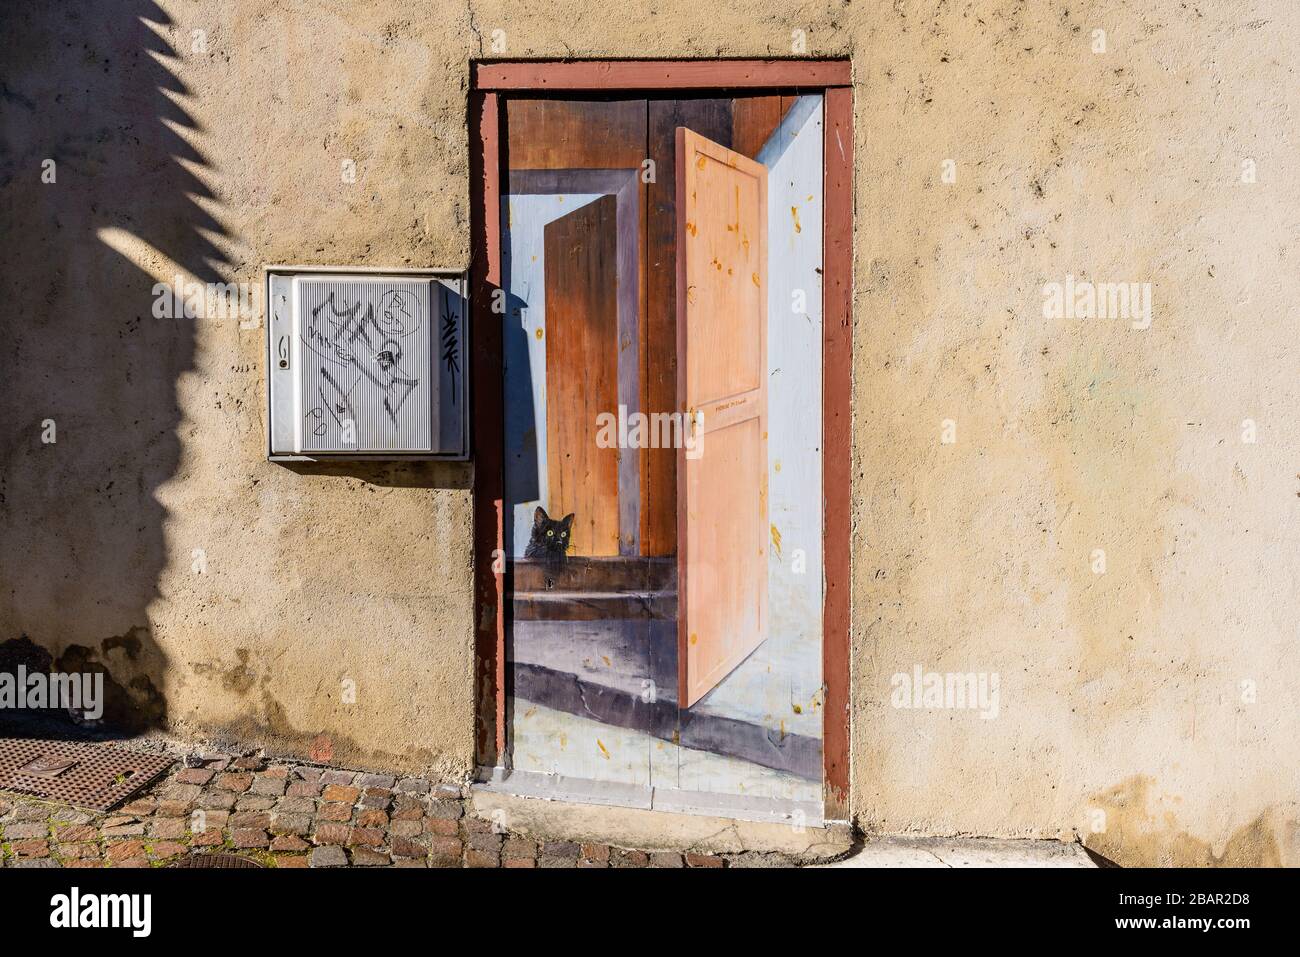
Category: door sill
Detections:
[{"x1": 475, "y1": 766, "x2": 823, "y2": 828}]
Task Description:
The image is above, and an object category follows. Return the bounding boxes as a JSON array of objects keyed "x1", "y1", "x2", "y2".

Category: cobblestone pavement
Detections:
[{"x1": 0, "y1": 749, "x2": 755, "y2": 869}]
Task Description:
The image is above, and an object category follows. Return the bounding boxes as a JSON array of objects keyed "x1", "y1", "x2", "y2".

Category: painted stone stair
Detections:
[
  {"x1": 508, "y1": 557, "x2": 820, "y2": 780},
  {"x1": 510, "y1": 557, "x2": 675, "y2": 621}
]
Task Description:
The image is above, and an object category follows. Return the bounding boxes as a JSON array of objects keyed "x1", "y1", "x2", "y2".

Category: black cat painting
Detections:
[{"x1": 525, "y1": 506, "x2": 574, "y2": 563}]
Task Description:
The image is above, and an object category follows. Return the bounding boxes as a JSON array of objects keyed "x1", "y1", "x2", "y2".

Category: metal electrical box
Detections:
[{"x1": 265, "y1": 267, "x2": 468, "y2": 460}]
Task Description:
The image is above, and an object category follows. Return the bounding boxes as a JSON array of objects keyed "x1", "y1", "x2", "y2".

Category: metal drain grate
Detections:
[
  {"x1": 0, "y1": 737, "x2": 172, "y2": 811},
  {"x1": 170, "y1": 854, "x2": 263, "y2": 868}
]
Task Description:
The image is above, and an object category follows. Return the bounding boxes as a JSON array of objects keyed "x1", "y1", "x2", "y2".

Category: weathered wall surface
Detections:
[{"x1": 1, "y1": 0, "x2": 1295, "y2": 865}]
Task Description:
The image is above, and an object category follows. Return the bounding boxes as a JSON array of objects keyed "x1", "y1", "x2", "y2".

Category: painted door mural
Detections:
[{"x1": 503, "y1": 95, "x2": 824, "y2": 816}]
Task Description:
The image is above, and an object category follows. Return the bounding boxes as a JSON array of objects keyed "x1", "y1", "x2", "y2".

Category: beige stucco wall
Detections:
[{"x1": 2, "y1": 0, "x2": 1296, "y2": 865}]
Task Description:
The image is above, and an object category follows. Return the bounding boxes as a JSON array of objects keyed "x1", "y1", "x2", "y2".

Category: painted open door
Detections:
[
  {"x1": 675, "y1": 127, "x2": 769, "y2": 708},
  {"x1": 543, "y1": 195, "x2": 621, "y2": 556}
]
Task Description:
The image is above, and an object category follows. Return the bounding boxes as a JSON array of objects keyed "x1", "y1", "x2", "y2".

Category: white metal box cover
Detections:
[{"x1": 266, "y1": 269, "x2": 468, "y2": 458}]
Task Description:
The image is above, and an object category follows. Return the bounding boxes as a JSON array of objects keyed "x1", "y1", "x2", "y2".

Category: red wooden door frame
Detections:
[{"x1": 470, "y1": 59, "x2": 854, "y2": 819}]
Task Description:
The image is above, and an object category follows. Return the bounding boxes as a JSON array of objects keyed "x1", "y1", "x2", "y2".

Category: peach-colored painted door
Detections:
[{"x1": 675, "y1": 127, "x2": 768, "y2": 708}]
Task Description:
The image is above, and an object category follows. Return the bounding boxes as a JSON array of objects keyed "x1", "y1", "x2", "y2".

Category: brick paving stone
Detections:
[
  {"x1": 157, "y1": 799, "x2": 194, "y2": 816},
  {"x1": 232, "y1": 756, "x2": 264, "y2": 771},
  {"x1": 106, "y1": 840, "x2": 145, "y2": 862},
  {"x1": 432, "y1": 783, "x2": 463, "y2": 800},
  {"x1": 230, "y1": 811, "x2": 271, "y2": 830},
  {"x1": 310, "y1": 845, "x2": 347, "y2": 868},
  {"x1": 462, "y1": 816, "x2": 495, "y2": 834},
  {"x1": 235, "y1": 795, "x2": 277, "y2": 811},
  {"x1": 232, "y1": 828, "x2": 269, "y2": 848},
  {"x1": 5, "y1": 822, "x2": 49, "y2": 840},
  {"x1": 614, "y1": 849, "x2": 649, "y2": 867},
  {"x1": 286, "y1": 780, "x2": 320, "y2": 798},
  {"x1": 250, "y1": 774, "x2": 287, "y2": 796},
  {"x1": 685, "y1": 852, "x2": 725, "y2": 868},
  {"x1": 396, "y1": 777, "x2": 430, "y2": 794},
  {"x1": 64, "y1": 859, "x2": 104, "y2": 868},
  {"x1": 389, "y1": 820, "x2": 422, "y2": 838},
  {"x1": 50, "y1": 808, "x2": 95, "y2": 825},
  {"x1": 356, "y1": 809, "x2": 388, "y2": 828},
  {"x1": 542, "y1": 840, "x2": 580, "y2": 859},
  {"x1": 12, "y1": 858, "x2": 58, "y2": 868},
  {"x1": 390, "y1": 837, "x2": 426, "y2": 858},
  {"x1": 391, "y1": 800, "x2": 424, "y2": 822},
  {"x1": 276, "y1": 855, "x2": 309, "y2": 868},
  {"x1": 581, "y1": 843, "x2": 610, "y2": 862},
  {"x1": 216, "y1": 773, "x2": 254, "y2": 793},
  {"x1": 102, "y1": 823, "x2": 146, "y2": 838},
  {"x1": 0, "y1": 799, "x2": 12, "y2": 817},
  {"x1": 350, "y1": 847, "x2": 390, "y2": 866},
  {"x1": 427, "y1": 836, "x2": 463, "y2": 865},
  {"x1": 578, "y1": 859, "x2": 608, "y2": 868},
  {"x1": 316, "y1": 802, "x2": 353, "y2": 822},
  {"x1": 357, "y1": 773, "x2": 396, "y2": 789},
  {"x1": 537, "y1": 856, "x2": 576, "y2": 868},
  {"x1": 392, "y1": 859, "x2": 427, "y2": 868},
  {"x1": 293, "y1": 767, "x2": 323, "y2": 783},
  {"x1": 424, "y1": 817, "x2": 459, "y2": 836},
  {"x1": 56, "y1": 843, "x2": 100, "y2": 860},
  {"x1": 12, "y1": 803, "x2": 50, "y2": 822},
  {"x1": 468, "y1": 831, "x2": 503, "y2": 853},
  {"x1": 650, "y1": 852, "x2": 684, "y2": 868},
  {"x1": 263, "y1": 765, "x2": 291, "y2": 779},
  {"x1": 358, "y1": 789, "x2": 392, "y2": 810},
  {"x1": 270, "y1": 835, "x2": 310, "y2": 852},
  {"x1": 176, "y1": 768, "x2": 216, "y2": 785},
  {"x1": 426, "y1": 799, "x2": 462, "y2": 821},
  {"x1": 313, "y1": 822, "x2": 350, "y2": 845},
  {"x1": 148, "y1": 841, "x2": 187, "y2": 860},
  {"x1": 270, "y1": 812, "x2": 312, "y2": 836},
  {"x1": 190, "y1": 829, "x2": 225, "y2": 848},
  {"x1": 465, "y1": 849, "x2": 500, "y2": 868},
  {"x1": 349, "y1": 827, "x2": 385, "y2": 848},
  {"x1": 197, "y1": 791, "x2": 238, "y2": 810},
  {"x1": 11, "y1": 839, "x2": 50, "y2": 857},
  {"x1": 192, "y1": 810, "x2": 229, "y2": 831},
  {"x1": 321, "y1": 784, "x2": 360, "y2": 803},
  {"x1": 275, "y1": 796, "x2": 316, "y2": 814},
  {"x1": 319, "y1": 770, "x2": 355, "y2": 787},
  {"x1": 503, "y1": 858, "x2": 536, "y2": 868},
  {"x1": 113, "y1": 857, "x2": 152, "y2": 868},
  {"x1": 148, "y1": 818, "x2": 187, "y2": 840},
  {"x1": 503, "y1": 836, "x2": 537, "y2": 860},
  {"x1": 161, "y1": 783, "x2": 202, "y2": 803}
]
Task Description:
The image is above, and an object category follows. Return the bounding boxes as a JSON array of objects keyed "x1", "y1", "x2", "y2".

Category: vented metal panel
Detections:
[
  {"x1": 0, "y1": 737, "x2": 173, "y2": 811},
  {"x1": 170, "y1": 854, "x2": 264, "y2": 868},
  {"x1": 296, "y1": 277, "x2": 433, "y2": 453},
  {"x1": 265, "y1": 269, "x2": 468, "y2": 458}
]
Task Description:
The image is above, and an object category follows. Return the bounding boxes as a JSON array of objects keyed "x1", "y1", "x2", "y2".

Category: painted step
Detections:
[
  {"x1": 508, "y1": 618, "x2": 821, "y2": 781},
  {"x1": 511, "y1": 556, "x2": 675, "y2": 593},
  {"x1": 511, "y1": 590, "x2": 676, "y2": 621}
]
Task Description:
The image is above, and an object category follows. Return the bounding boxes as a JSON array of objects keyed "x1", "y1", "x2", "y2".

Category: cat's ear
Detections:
[
  {"x1": 533, "y1": 505, "x2": 548, "y2": 528},
  {"x1": 560, "y1": 513, "x2": 575, "y2": 530}
]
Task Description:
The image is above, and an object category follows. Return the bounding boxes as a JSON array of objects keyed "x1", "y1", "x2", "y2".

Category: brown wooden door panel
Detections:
[
  {"x1": 675, "y1": 127, "x2": 768, "y2": 708},
  {"x1": 544, "y1": 195, "x2": 621, "y2": 556},
  {"x1": 506, "y1": 99, "x2": 648, "y2": 170},
  {"x1": 642, "y1": 99, "x2": 735, "y2": 557}
]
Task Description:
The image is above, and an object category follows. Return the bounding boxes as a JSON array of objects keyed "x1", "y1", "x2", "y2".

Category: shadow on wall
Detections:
[{"x1": 0, "y1": 1, "x2": 227, "y2": 732}]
